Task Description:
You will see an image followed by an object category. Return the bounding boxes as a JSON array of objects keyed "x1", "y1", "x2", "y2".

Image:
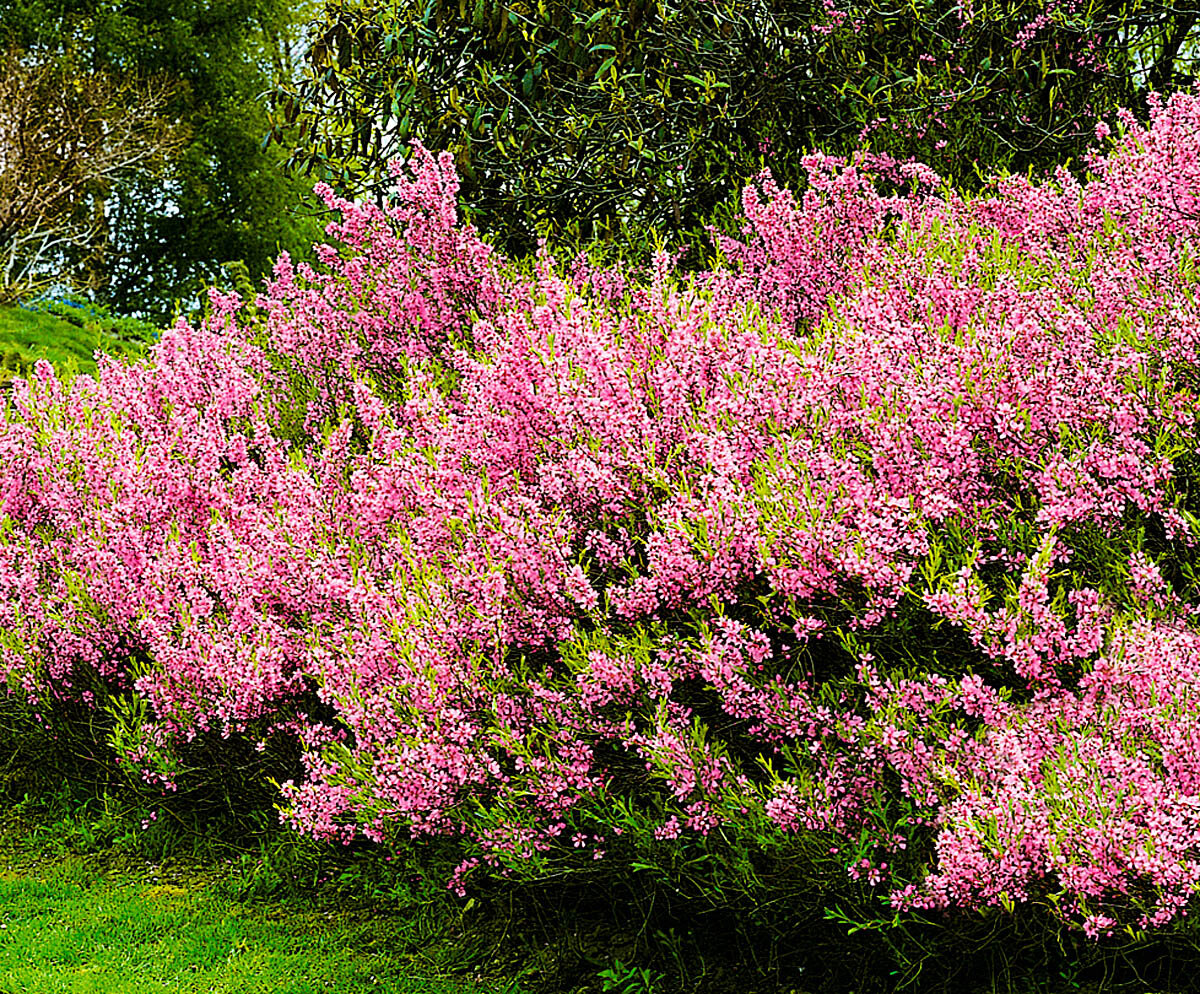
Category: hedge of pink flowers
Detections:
[{"x1": 7, "y1": 86, "x2": 1200, "y2": 938}]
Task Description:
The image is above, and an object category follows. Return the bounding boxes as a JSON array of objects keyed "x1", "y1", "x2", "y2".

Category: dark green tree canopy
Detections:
[{"x1": 271, "y1": 0, "x2": 1200, "y2": 255}]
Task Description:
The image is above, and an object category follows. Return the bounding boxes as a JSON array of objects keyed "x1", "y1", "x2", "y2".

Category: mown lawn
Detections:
[{"x1": 0, "y1": 829, "x2": 531, "y2": 994}]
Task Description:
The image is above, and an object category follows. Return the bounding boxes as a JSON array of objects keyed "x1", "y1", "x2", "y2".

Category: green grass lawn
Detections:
[{"x1": 0, "y1": 833, "x2": 530, "y2": 994}]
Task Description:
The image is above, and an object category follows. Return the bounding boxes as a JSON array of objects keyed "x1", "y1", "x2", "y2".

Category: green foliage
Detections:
[
  {"x1": 273, "y1": 0, "x2": 1199, "y2": 258},
  {"x1": 0, "y1": 0, "x2": 324, "y2": 322},
  {"x1": 21, "y1": 296, "x2": 161, "y2": 346},
  {"x1": 0, "y1": 700, "x2": 523, "y2": 992},
  {"x1": 598, "y1": 960, "x2": 664, "y2": 994}
]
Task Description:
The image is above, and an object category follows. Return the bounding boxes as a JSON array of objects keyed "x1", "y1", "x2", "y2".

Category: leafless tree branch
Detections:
[{"x1": 0, "y1": 48, "x2": 186, "y2": 304}]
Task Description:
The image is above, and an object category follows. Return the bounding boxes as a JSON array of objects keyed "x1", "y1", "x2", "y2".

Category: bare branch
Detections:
[{"x1": 0, "y1": 47, "x2": 186, "y2": 304}]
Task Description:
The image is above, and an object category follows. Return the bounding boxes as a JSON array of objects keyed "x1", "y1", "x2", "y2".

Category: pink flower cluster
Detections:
[
  {"x1": 895, "y1": 620, "x2": 1200, "y2": 937},
  {"x1": 5, "y1": 90, "x2": 1200, "y2": 930}
]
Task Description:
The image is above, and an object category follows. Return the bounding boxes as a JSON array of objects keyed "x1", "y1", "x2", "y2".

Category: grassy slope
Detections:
[{"x1": 0, "y1": 305, "x2": 156, "y2": 390}]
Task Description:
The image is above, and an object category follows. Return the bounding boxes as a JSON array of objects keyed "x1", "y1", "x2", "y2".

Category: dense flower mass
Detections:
[{"x1": 6, "y1": 89, "x2": 1200, "y2": 933}]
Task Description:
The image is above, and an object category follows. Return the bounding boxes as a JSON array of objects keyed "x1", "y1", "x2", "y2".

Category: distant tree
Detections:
[
  {"x1": 0, "y1": 0, "x2": 323, "y2": 321},
  {"x1": 0, "y1": 48, "x2": 181, "y2": 306},
  {"x1": 269, "y1": 0, "x2": 1200, "y2": 257}
]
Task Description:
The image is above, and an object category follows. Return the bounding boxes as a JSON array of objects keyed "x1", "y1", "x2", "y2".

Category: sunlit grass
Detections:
[
  {"x1": 0, "y1": 304, "x2": 157, "y2": 390},
  {"x1": 0, "y1": 847, "x2": 530, "y2": 994},
  {"x1": 0, "y1": 695, "x2": 534, "y2": 994}
]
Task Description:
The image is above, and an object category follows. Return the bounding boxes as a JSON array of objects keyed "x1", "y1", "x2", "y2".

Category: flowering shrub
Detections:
[{"x1": 7, "y1": 90, "x2": 1200, "y2": 941}]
